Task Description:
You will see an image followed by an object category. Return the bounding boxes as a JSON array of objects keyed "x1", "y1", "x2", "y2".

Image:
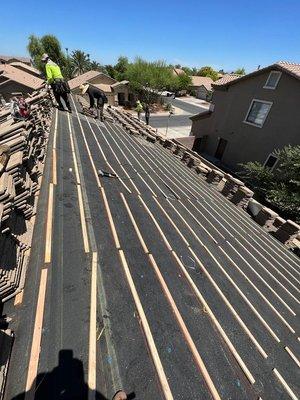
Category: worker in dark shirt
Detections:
[
  {"x1": 80, "y1": 83, "x2": 106, "y2": 121},
  {"x1": 144, "y1": 104, "x2": 150, "y2": 125}
]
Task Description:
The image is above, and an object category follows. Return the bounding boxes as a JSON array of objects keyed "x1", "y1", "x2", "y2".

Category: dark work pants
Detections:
[
  {"x1": 145, "y1": 114, "x2": 150, "y2": 125},
  {"x1": 96, "y1": 105, "x2": 104, "y2": 121},
  {"x1": 53, "y1": 89, "x2": 71, "y2": 111}
]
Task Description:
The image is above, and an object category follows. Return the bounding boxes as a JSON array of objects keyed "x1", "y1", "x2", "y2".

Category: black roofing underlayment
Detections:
[{"x1": 4, "y1": 99, "x2": 300, "y2": 400}]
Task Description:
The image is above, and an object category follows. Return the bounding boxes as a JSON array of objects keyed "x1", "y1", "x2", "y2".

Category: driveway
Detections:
[{"x1": 142, "y1": 96, "x2": 209, "y2": 138}]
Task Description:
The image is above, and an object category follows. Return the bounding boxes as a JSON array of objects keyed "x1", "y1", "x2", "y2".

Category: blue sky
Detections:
[{"x1": 0, "y1": 0, "x2": 299, "y2": 73}]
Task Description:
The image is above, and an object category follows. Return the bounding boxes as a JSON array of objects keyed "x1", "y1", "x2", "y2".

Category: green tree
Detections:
[
  {"x1": 170, "y1": 73, "x2": 192, "y2": 92},
  {"x1": 234, "y1": 67, "x2": 245, "y2": 75},
  {"x1": 114, "y1": 56, "x2": 129, "y2": 81},
  {"x1": 196, "y1": 66, "x2": 219, "y2": 81},
  {"x1": 89, "y1": 60, "x2": 106, "y2": 73},
  {"x1": 239, "y1": 145, "x2": 300, "y2": 222},
  {"x1": 27, "y1": 34, "x2": 68, "y2": 77},
  {"x1": 181, "y1": 66, "x2": 198, "y2": 76},
  {"x1": 125, "y1": 57, "x2": 174, "y2": 103},
  {"x1": 71, "y1": 50, "x2": 90, "y2": 76},
  {"x1": 27, "y1": 35, "x2": 44, "y2": 71},
  {"x1": 181, "y1": 66, "x2": 192, "y2": 75},
  {"x1": 40, "y1": 35, "x2": 64, "y2": 64},
  {"x1": 105, "y1": 65, "x2": 116, "y2": 79},
  {"x1": 63, "y1": 56, "x2": 74, "y2": 80}
]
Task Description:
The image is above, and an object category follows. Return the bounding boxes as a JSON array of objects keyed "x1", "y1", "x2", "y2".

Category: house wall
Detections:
[
  {"x1": 113, "y1": 85, "x2": 129, "y2": 105},
  {"x1": 106, "y1": 93, "x2": 115, "y2": 106},
  {"x1": 71, "y1": 74, "x2": 117, "y2": 105},
  {"x1": 191, "y1": 70, "x2": 300, "y2": 170},
  {"x1": 196, "y1": 86, "x2": 208, "y2": 100}
]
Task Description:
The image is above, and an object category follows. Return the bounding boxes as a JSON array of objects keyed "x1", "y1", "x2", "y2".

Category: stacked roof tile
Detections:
[{"x1": 0, "y1": 90, "x2": 52, "y2": 302}]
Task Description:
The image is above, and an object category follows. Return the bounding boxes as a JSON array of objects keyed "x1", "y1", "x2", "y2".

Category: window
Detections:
[
  {"x1": 264, "y1": 71, "x2": 282, "y2": 89},
  {"x1": 244, "y1": 99, "x2": 272, "y2": 127},
  {"x1": 264, "y1": 154, "x2": 278, "y2": 170}
]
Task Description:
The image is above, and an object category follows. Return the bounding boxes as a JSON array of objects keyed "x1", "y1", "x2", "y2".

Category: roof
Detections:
[
  {"x1": 190, "y1": 109, "x2": 212, "y2": 121},
  {"x1": 0, "y1": 64, "x2": 44, "y2": 90},
  {"x1": 276, "y1": 60, "x2": 300, "y2": 78},
  {"x1": 0, "y1": 55, "x2": 31, "y2": 64},
  {"x1": 68, "y1": 70, "x2": 104, "y2": 90},
  {"x1": 91, "y1": 83, "x2": 112, "y2": 93},
  {"x1": 190, "y1": 76, "x2": 213, "y2": 90},
  {"x1": 213, "y1": 61, "x2": 300, "y2": 88},
  {"x1": 173, "y1": 68, "x2": 186, "y2": 76},
  {"x1": 10, "y1": 62, "x2": 40, "y2": 76},
  {"x1": 212, "y1": 74, "x2": 242, "y2": 86},
  {"x1": 111, "y1": 80, "x2": 129, "y2": 88}
]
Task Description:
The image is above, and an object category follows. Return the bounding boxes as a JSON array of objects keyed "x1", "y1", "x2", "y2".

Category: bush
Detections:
[{"x1": 239, "y1": 145, "x2": 300, "y2": 222}]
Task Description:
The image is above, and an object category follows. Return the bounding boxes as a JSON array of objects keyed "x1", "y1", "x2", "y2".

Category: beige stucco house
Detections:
[
  {"x1": 68, "y1": 71, "x2": 134, "y2": 106},
  {"x1": 190, "y1": 62, "x2": 300, "y2": 171},
  {"x1": 189, "y1": 76, "x2": 213, "y2": 100}
]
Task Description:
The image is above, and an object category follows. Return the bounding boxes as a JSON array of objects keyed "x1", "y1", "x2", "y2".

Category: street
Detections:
[{"x1": 141, "y1": 97, "x2": 209, "y2": 139}]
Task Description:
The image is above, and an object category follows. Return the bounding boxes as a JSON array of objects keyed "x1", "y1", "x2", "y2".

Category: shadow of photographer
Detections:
[{"x1": 12, "y1": 349, "x2": 133, "y2": 400}]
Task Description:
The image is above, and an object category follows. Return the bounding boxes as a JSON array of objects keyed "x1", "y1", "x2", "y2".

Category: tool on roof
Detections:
[{"x1": 98, "y1": 169, "x2": 118, "y2": 178}]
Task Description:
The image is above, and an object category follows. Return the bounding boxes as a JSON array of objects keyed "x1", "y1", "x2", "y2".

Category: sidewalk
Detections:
[
  {"x1": 156, "y1": 125, "x2": 191, "y2": 139},
  {"x1": 175, "y1": 96, "x2": 211, "y2": 108}
]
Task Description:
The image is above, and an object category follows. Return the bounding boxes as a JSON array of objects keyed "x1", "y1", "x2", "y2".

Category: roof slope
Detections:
[
  {"x1": 173, "y1": 68, "x2": 186, "y2": 76},
  {"x1": 0, "y1": 55, "x2": 31, "y2": 64},
  {"x1": 91, "y1": 83, "x2": 112, "y2": 93},
  {"x1": 276, "y1": 60, "x2": 300, "y2": 78},
  {"x1": 111, "y1": 80, "x2": 129, "y2": 88},
  {"x1": 68, "y1": 70, "x2": 117, "y2": 90},
  {"x1": 213, "y1": 61, "x2": 300, "y2": 88},
  {"x1": 190, "y1": 76, "x2": 213, "y2": 90},
  {"x1": 0, "y1": 64, "x2": 44, "y2": 90},
  {"x1": 213, "y1": 74, "x2": 242, "y2": 86},
  {"x1": 10, "y1": 62, "x2": 41, "y2": 77}
]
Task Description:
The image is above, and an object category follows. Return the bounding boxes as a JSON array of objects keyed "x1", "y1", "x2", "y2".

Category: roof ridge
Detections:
[{"x1": 276, "y1": 60, "x2": 300, "y2": 66}]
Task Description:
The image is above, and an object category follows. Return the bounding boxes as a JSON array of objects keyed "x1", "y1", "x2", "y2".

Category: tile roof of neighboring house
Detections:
[
  {"x1": 213, "y1": 61, "x2": 300, "y2": 88},
  {"x1": 10, "y1": 62, "x2": 41, "y2": 76},
  {"x1": 190, "y1": 76, "x2": 213, "y2": 90},
  {"x1": 276, "y1": 60, "x2": 300, "y2": 78},
  {"x1": 173, "y1": 68, "x2": 186, "y2": 76},
  {"x1": 68, "y1": 70, "x2": 103, "y2": 90},
  {"x1": 68, "y1": 70, "x2": 117, "y2": 90},
  {"x1": 0, "y1": 55, "x2": 31, "y2": 64},
  {"x1": 91, "y1": 84, "x2": 112, "y2": 93},
  {"x1": 111, "y1": 80, "x2": 129, "y2": 88},
  {"x1": 212, "y1": 74, "x2": 242, "y2": 86},
  {"x1": 0, "y1": 64, "x2": 44, "y2": 90}
]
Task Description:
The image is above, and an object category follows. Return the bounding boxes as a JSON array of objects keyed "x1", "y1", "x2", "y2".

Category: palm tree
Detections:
[
  {"x1": 71, "y1": 50, "x2": 90, "y2": 76},
  {"x1": 89, "y1": 60, "x2": 104, "y2": 72}
]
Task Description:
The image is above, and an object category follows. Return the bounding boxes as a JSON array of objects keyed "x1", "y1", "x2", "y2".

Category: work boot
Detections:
[{"x1": 112, "y1": 390, "x2": 127, "y2": 400}]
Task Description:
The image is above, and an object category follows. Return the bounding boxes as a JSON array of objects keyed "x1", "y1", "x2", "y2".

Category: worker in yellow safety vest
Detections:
[{"x1": 41, "y1": 53, "x2": 72, "y2": 112}]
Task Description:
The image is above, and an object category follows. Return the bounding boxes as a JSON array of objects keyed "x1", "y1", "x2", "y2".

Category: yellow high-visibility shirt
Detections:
[{"x1": 45, "y1": 61, "x2": 63, "y2": 84}]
